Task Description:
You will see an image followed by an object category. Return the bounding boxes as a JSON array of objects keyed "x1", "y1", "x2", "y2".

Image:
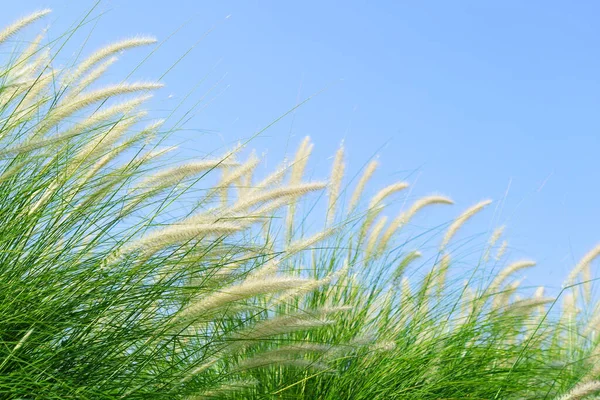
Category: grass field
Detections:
[{"x1": 0, "y1": 9, "x2": 599, "y2": 399}]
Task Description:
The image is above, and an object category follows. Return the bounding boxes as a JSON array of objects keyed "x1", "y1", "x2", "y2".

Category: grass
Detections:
[{"x1": 0, "y1": 8, "x2": 600, "y2": 400}]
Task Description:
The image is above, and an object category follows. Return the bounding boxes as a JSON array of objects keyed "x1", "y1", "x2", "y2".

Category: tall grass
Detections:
[{"x1": 1, "y1": 9, "x2": 600, "y2": 399}]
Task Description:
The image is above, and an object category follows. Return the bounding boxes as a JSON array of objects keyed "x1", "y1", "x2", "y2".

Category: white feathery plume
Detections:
[
  {"x1": 392, "y1": 251, "x2": 421, "y2": 282},
  {"x1": 251, "y1": 159, "x2": 289, "y2": 192},
  {"x1": 286, "y1": 137, "x2": 313, "y2": 238},
  {"x1": 489, "y1": 225, "x2": 506, "y2": 247},
  {"x1": 557, "y1": 381, "x2": 600, "y2": 400},
  {"x1": 583, "y1": 302, "x2": 600, "y2": 336},
  {"x1": 348, "y1": 160, "x2": 378, "y2": 212},
  {"x1": 178, "y1": 183, "x2": 317, "y2": 228},
  {"x1": 143, "y1": 144, "x2": 177, "y2": 161},
  {"x1": 198, "y1": 195, "x2": 292, "y2": 229},
  {"x1": 564, "y1": 243, "x2": 600, "y2": 287},
  {"x1": 456, "y1": 283, "x2": 475, "y2": 328},
  {"x1": 532, "y1": 286, "x2": 548, "y2": 315},
  {"x1": 2, "y1": 95, "x2": 154, "y2": 156},
  {"x1": 79, "y1": 143, "x2": 130, "y2": 186},
  {"x1": 216, "y1": 152, "x2": 260, "y2": 204},
  {"x1": 359, "y1": 182, "x2": 409, "y2": 239},
  {"x1": 227, "y1": 307, "x2": 348, "y2": 348},
  {"x1": 370, "y1": 341, "x2": 397, "y2": 352},
  {"x1": 75, "y1": 111, "x2": 147, "y2": 163},
  {"x1": 521, "y1": 288, "x2": 551, "y2": 345},
  {"x1": 0, "y1": 9, "x2": 51, "y2": 45},
  {"x1": 7, "y1": 45, "x2": 50, "y2": 84},
  {"x1": 0, "y1": 51, "x2": 53, "y2": 113},
  {"x1": 583, "y1": 262, "x2": 593, "y2": 306},
  {"x1": 28, "y1": 179, "x2": 60, "y2": 215},
  {"x1": 496, "y1": 240, "x2": 508, "y2": 260},
  {"x1": 379, "y1": 195, "x2": 453, "y2": 252},
  {"x1": 137, "y1": 159, "x2": 239, "y2": 190},
  {"x1": 586, "y1": 343, "x2": 600, "y2": 383},
  {"x1": 39, "y1": 82, "x2": 162, "y2": 135},
  {"x1": 365, "y1": 216, "x2": 387, "y2": 259},
  {"x1": 501, "y1": 297, "x2": 555, "y2": 316},
  {"x1": 231, "y1": 182, "x2": 327, "y2": 214},
  {"x1": 289, "y1": 136, "x2": 312, "y2": 185},
  {"x1": 9, "y1": 72, "x2": 55, "y2": 122},
  {"x1": 121, "y1": 222, "x2": 241, "y2": 256},
  {"x1": 487, "y1": 260, "x2": 536, "y2": 295},
  {"x1": 235, "y1": 170, "x2": 253, "y2": 200},
  {"x1": 13, "y1": 30, "x2": 46, "y2": 68},
  {"x1": 326, "y1": 144, "x2": 345, "y2": 225},
  {"x1": 440, "y1": 200, "x2": 492, "y2": 250},
  {"x1": 435, "y1": 253, "x2": 451, "y2": 296},
  {"x1": 177, "y1": 276, "x2": 311, "y2": 321},
  {"x1": 491, "y1": 279, "x2": 522, "y2": 310},
  {"x1": 26, "y1": 105, "x2": 136, "y2": 214},
  {"x1": 400, "y1": 277, "x2": 412, "y2": 306},
  {"x1": 396, "y1": 277, "x2": 415, "y2": 329},
  {"x1": 245, "y1": 259, "x2": 280, "y2": 281},
  {"x1": 368, "y1": 182, "x2": 410, "y2": 210},
  {"x1": 275, "y1": 261, "x2": 349, "y2": 306},
  {"x1": 65, "y1": 56, "x2": 118, "y2": 100},
  {"x1": 134, "y1": 119, "x2": 165, "y2": 147},
  {"x1": 284, "y1": 228, "x2": 336, "y2": 256},
  {"x1": 233, "y1": 315, "x2": 333, "y2": 342},
  {"x1": 534, "y1": 286, "x2": 545, "y2": 297},
  {"x1": 104, "y1": 120, "x2": 167, "y2": 165},
  {"x1": 483, "y1": 225, "x2": 506, "y2": 263},
  {"x1": 69, "y1": 37, "x2": 157, "y2": 83},
  {"x1": 561, "y1": 291, "x2": 578, "y2": 324}
]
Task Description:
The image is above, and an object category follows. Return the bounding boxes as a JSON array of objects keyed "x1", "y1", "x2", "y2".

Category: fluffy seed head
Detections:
[
  {"x1": 39, "y1": 82, "x2": 162, "y2": 134},
  {"x1": 0, "y1": 9, "x2": 51, "y2": 45},
  {"x1": 285, "y1": 228, "x2": 336, "y2": 256},
  {"x1": 122, "y1": 222, "x2": 241, "y2": 257},
  {"x1": 496, "y1": 240, "x2": 508, "y2": 260},
  {"x1": 564, "y1": 242, "x2": 600, "y2": 288},
  {"x1": 233, "y1": 182, "x2": 327, "y2": 214},
  {"x1": 327, "y1": 144, "x2": 345, "y2": 225},
  {"x1": 368, "y1": 182, "x2": 409, "y2": 209},
  {"x1": 392, "y1": 251, "x2": 422, "y2": 282},
  {"x1": 488, "y1": 260, "x2": 536, "y2": 295},
  {"x1": 501, "y1": 297, "x2": 555, "y2": 316},
  {"x1": 557, "y1": 381, "x2": 600, "y2": 400},
  {"x1": 348, "y1": 160, "x2": 379, "y2": 212},
  {"x1": 440, "y1": 200, "x2": 492, "y2": 250},
  {"x1": 138, "y1": 159, "x2": 239, "y2": 190},
  {"x1": 436, "y1": 253, "x2": 451, "y2": 294},
  {"x1": 178, "y1": 276, "x2": 311, "y2": 321},
  {"x1": 66, "y1": 56, "x2": 118, "y2": 99},
  {"x1": 70, "y1": 37, "x2": 157, "y2": 83},
  {"x1": 365, "y1": 216, "x2": 388, "y2": 259},
  {"x1": 379, "y1": 195, "x2": 453, "y2": 252},
  {"x1": 286, "y1": 137, "x2": 314, "y2": 236}
]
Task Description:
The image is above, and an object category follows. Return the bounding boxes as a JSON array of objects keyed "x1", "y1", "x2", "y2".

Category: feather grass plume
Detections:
[
  {"x1": 440, "y1": 199, "x2": 492, "y2": 250},
  {"x1": 0, "y1": 9, "x2": 51, "y2": 45}
]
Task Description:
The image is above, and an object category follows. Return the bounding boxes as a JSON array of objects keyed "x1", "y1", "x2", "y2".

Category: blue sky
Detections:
[{"x1": 2, "y1": 1, "x2": 599, "y2": 292}]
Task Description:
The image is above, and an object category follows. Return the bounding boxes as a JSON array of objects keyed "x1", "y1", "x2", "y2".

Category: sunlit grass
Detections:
[{"x1": 0, "y1": 9, "x2": 599, "y2": 400}]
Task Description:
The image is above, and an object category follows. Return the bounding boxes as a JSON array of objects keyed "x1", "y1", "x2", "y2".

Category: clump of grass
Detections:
[{"x1": 1, "y1": 9, "x2": 600, "y2": 400}]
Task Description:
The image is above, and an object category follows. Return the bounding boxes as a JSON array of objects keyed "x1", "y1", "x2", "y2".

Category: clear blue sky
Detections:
[{"x1": 2, "y1": 1, "x2": 600, "y2": 292}]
